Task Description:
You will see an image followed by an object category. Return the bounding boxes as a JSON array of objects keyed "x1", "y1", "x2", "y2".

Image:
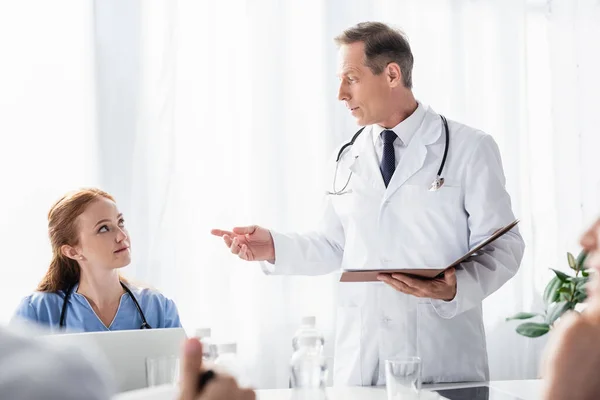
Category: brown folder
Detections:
[{"x1": 339, "y1": 219, "x2": 520, "y2": 282}]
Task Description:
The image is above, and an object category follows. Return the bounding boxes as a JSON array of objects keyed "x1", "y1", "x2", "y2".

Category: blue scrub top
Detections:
[{"x1": 12, "y1": 283, "x2": 182, "y2": 333}]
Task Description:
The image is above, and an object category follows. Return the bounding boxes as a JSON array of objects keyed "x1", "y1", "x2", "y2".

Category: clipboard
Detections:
[{"x1": 339, "y1": 219, "x2": 520, "y2": 282}]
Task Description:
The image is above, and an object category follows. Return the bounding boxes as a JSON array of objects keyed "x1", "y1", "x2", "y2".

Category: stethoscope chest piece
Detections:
[{"x1": 429, "y1": 176, "x2": 445, "y2": 191}]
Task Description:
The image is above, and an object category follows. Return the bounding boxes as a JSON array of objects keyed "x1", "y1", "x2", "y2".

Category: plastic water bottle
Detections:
[
  {"x1": 214, "y1": 343, "x2": 247, "y2": 385},
  {"x1": 194, "y1": 328, "x2": 218, "y2": 362},
  {"x1": 290, "y1": 336, "x2": 328, "y2": 400},
  {"x1": 290, "y1": 316, "x2": 326, "y2": 388},
  {"x1": 292, "y1": 316, "x2": 325, "y2": 351}
]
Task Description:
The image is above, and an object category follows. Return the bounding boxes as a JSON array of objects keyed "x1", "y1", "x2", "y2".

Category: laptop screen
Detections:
[{"x1": 434, "y1": 386, "x2": 525, "y2": 400}]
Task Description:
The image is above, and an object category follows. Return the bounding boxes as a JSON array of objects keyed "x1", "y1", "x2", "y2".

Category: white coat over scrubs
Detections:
[{"x1": 263, "y1": 102, "x2": 525, "y2": 385}]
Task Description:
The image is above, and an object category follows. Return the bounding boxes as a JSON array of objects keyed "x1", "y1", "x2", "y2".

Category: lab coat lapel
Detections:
[
  {"x1": 348, "y1": 127, "x2": 386, "y2": 193},
  {"x1": 383, "y1": 112, "x2": 443, "y2": 201}
]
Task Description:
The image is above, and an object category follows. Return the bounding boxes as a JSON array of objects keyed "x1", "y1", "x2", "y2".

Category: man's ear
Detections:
[{"x1": 386, "y1": 62, "x2": 403, "y2": 88}]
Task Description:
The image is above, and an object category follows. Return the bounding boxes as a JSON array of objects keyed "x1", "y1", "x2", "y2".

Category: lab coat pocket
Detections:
[
  {"x1": 333, "y1": 306, "x2": 362, "y2": 386},
  {"x1": 416, "y1": 302, "x2": 487, "y2": 383}
]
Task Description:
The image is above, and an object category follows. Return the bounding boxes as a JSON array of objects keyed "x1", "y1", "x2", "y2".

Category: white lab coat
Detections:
[{"x1": 263, "y1": 104, "x2": 525, "y2": 386}]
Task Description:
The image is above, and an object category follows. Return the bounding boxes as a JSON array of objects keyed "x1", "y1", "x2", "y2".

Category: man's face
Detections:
[{"x1": 337, "y1": 42, "x2": 394, "y2": 126}]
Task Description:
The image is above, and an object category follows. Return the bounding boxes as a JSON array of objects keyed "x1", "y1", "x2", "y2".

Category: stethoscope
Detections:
[
  {"x1": 328, "y1": 114, "x2": 450, "y2": 195},
  {"x1": 59, "y1": 281, "x2": 152, "y2": 329}
]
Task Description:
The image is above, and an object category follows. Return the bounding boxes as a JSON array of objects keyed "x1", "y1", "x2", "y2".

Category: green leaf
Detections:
[
  {"x1": 546, "y1": 301, "x2": 574, "y2": 325},
  {"x1": 567, "y1": 252, "x2": 577, "y2": 270},
  {"x1": 516, "y1": 322, "x2": 551, "y2": 338},
  {"x1": 559, "y1": 292, "x2": 571, "y2": 302},
  {"x1": 557, "y1": 282, "x2": 575, "y2": 301},
  {"x1": 577, "y1": 251, "x2": 588, "y2": 271},
  {"x1": 544, "y1": 276, "x2": 562, "y2": 305},
  {"x1": 551, "y1": 269, "x2": 569, "y2": 282},
  {"x1": 572, "y1": 276, "x2": 588, "y2": 284},
  {"x1": 506, "y1": 312, "x2": 539, "y2": 321},
  {"x1": 582, "y1": 270, "x2": 589, "y2": 277},
  {"x1": 574, "y1": 281, "x2": 587, "y2": 295},
  {"x1": 575, "y1": 290, "x2": 587, "y2": 303}
]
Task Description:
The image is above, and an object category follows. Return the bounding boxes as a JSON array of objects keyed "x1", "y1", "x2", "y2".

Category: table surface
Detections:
[{"x1": 113, "y1": 379, "x2": 542, "y2": 400}]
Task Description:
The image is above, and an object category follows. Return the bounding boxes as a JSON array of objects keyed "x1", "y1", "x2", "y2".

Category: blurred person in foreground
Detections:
[
  {"x1": 0, "y1": 322, "x2": 255, "y2": 400},
  {"x1": 541, "y1": 218, "x2": 600, "y2": 400}
]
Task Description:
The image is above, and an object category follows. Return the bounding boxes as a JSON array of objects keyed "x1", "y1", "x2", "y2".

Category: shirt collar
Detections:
[{"x1": 371, "y1": 101, "x2": 426, "y2": 147}]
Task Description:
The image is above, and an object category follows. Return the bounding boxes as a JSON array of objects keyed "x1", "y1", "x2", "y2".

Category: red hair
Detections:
[{"x1": 37, "y1": 188, "x2": 115, "y2": 292}]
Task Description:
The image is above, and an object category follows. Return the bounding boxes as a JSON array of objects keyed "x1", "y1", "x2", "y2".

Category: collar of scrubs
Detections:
[
  {"x1": 67, "y1": 282, "x2": 136, "y2": 331},
  {"x1": 371, "y1": 101, "x2": 426, "y2": 148},
  {"x1": 69, "y1": 282, "x2": 134, "y2": 311}
]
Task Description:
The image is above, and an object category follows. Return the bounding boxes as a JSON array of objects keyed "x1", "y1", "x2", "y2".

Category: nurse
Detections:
[{"x1": 13, "y1": 188, "x2": 181, "y2": 332}]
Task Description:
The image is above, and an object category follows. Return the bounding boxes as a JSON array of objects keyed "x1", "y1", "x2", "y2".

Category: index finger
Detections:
[
  {"x1": 211, "y1": 229, "x2": 234, "y2": 237},
  {"x1": 232, "y1": 226, "x2": 257, "y2": 235}
]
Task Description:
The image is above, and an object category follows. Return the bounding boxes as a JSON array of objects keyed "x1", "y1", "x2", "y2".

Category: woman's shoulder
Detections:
[
  {"x1": 20, "y1": 291, "x2": 66, "y2": 308},
  {"x1": 124, "y1": 283, "x2": 181, "y2": 328},
  {"x1": 127, "y1": 284, "x2": 175, "y2": 304},
  {"x1": 12, "y1": 291, "x2": 65, "y2": 323}
]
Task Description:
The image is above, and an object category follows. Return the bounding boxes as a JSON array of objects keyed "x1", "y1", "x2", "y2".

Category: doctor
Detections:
[{"x1": 212, "y1": 21, "x2": 525, "y2": 385}]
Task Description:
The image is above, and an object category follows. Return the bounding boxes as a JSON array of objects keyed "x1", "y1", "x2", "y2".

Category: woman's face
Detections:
[
  {"x1": 72, "y1": 197, "x2": 131, "y2": 270},
  {"x1": 581, "y1": 220, "x2": 600, "y2": 304}
]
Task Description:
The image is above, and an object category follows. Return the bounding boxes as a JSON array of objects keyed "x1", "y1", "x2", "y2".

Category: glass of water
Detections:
[
  {"x1": 385, "y1": 357, "x2": 421, "y2": 399},
  {"x1": 146, "y1": 355, "x2": 180, "y2": 387}
]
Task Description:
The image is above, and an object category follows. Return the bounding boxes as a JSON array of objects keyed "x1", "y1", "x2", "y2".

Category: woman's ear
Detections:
[{"x1": 61, "y1": 245, "x2": 82, "y2": 261}]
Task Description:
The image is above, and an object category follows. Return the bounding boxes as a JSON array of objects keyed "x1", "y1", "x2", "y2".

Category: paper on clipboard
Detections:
[{"x1": 339, "y1": 219, "x2": 520, "y2": 282}]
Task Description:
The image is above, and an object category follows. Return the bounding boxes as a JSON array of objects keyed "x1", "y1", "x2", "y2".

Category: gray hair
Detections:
[{"x1": 334, "y1": 21, "x2": 414, "y2": 89}]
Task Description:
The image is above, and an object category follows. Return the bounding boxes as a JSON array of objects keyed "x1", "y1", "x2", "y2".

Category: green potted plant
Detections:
[{"x1": 506, "y1": 250, "x2": 588, "y2": 337}]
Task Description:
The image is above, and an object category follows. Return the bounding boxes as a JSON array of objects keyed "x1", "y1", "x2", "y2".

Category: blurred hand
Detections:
[
  {"x1": 179, "y1": 338, "x2": 255, "y2": 400},
  {"x1": 377, "y1": 268, "x2": 457, "y2": 301},
  {"x1": 211, "y1": 225, "x2": 275, "y2": 263}
]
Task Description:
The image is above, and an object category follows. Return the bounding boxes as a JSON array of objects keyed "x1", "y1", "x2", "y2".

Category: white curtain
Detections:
[
  {"x1": 2, "y1": 0, "x2": 600, "y2": 390},
  {"x1": 112, "y1": 0, "x2": 598, "y2": 387},
  {"x1": 0, "y1": 1, "x2": 99, "y2": 321}
]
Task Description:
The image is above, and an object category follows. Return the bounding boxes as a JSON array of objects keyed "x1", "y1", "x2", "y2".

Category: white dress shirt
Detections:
[{"x1": 371, "y1": 101, "x2": 426, "y2": 167}]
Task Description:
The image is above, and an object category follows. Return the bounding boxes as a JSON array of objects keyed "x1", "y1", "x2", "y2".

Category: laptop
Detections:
[
  {"x1": 40, "y1": 328, "x2": 187, "y2": 392},
  {"x1": 434, "y1": 385, "x2": 525, "y2": 400}
]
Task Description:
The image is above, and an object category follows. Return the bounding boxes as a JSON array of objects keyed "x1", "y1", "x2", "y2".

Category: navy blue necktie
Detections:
[{"x1": 380, "y1": 130, "x2": 397, "y2": 187}]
